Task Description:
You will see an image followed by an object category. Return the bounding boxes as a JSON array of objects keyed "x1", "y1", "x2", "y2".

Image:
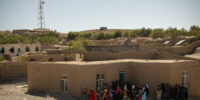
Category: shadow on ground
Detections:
[
  {"x1": 0, "y1": 78, "x2": 27, "y2": 84},
  {"x1": 25, "y1": 91, "x2": 78, "y2": 100}
]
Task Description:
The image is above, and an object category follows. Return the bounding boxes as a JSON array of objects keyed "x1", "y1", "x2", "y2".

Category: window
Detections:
[
  {"x1": 0, "y1": 47, "x2": 4, "y2": 53},
  {"x1": 30, "y1": 58, "x2": 36, "y2": 62},
  {"x1": 182, "y1": 71, "x2": 189, "y2": 87},
  {"x1": 18, "y1": 48, "x2": 20, "y2": 52},
  {"x1": 48, "y1": 58, "x2": 53, "y2": 62},
  {"x1": 26, "y1": 47, "x2": 30, "y2": 52},
  {"x1": 119, "y1": 71, "x2": 126, "y2": 81},
  {"x1": 64, "y1": 58, "x2": 68, "y2": 61},
  {"x1": 35, "y1": 46, "x2": 39, "y2": 52},
  {"x1": 9, "y1": 47, "x2": 15, "y2": 53},
  {"x1": 96, "y1": 74, "x2": 104, "y2": 91},
  {"x1": 61, "y1": 75, "x2": 68, "y2": 91}
]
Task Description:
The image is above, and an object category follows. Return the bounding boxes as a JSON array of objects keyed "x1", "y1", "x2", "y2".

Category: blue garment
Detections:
[
  {"x1": 142, "y1": 91, "x2": 146, "y2": 100},
  {"x1": 110, "y1": 90, "x2": 113, "y2": 98}
]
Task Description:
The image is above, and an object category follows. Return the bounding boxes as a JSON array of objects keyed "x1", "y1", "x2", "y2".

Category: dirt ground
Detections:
[{"x1": 0, "y1": 79, "x2": 78, "y2": 100}]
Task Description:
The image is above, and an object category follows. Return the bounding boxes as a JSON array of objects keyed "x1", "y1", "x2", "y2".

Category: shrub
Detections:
[
  {"x1": 114, "y1": 31, "x2": 122, "y2": 38},
  {"x1": 65, "y1": 54, "x2": 76, "y2": 61},
  {"x1": 68, "y1": 38, "x2": 94, "y2": 51},
  {"x1": 17, "y1": 56, "x2": 26, "y2": 62},
  {"x1": 0, "y1": 57, "x2": 4, "y2": 61},
  {"x1": 149, "y1": 29, "x2": 166, "y2": 39},
  {"x1": 67, "y1": 32, "x2": 80, "y2": 40}
]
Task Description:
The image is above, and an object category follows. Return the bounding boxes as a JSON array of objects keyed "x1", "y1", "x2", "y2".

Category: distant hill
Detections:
[{"x1": 79, "y1": 28, "x2": 135, "y2": 33}]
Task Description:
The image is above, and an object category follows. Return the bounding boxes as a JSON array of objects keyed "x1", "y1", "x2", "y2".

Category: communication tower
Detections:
[{"x1": 38, "y1": 0, "x2": 45, "y2": 29}]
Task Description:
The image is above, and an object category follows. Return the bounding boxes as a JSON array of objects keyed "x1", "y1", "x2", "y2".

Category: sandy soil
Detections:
[{"x1": 0, "y1": 79, "x2": 78, "y2": 100}]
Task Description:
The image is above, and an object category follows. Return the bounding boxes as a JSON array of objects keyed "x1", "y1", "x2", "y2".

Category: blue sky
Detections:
[{"x1": 0, "y1": 0, "x2": 200, "y2": 33}]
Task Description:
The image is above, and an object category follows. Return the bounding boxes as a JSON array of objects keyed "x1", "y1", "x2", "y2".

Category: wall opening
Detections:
[
  {"x1": 119, "y1": 71, "x2": 126, "y2": 81},
  {"x1": 61, "y1": 75, "x2": 68, "y2": 91},
  {"x1": 0, "y1": 47, "x2": 5, "y2": 54},
  {"x1": 18, "y1": 48, "x2": 21, "y2": 52},
  {"x1": 96, "y1": 74, "x2": 104, "y2": 91},
  {"x1": 26, "y1": 47, "x2": 30, "y2": 52},
  {"x1": 48, "y1": 58, "x2": 53, "y2": 62},
  {"x1": 182, "y1": 71, "x2": 189, "y2": 87},
  {"x1": 30, "y1": 58, "x2": 36, "y2": 62},
  {"x1": 35, "y1": 46, "x2": 39, "y2": 52},
  {"x1": 9, "y1": 47, "x2": 15, "y2": 53},
  {"x1": 64, "y1": 58, "x2": 68, "y2": 61}
]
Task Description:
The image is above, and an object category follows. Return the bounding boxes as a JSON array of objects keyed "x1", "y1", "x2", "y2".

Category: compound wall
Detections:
[
  {"x1": 0, "y1": 62, "x2": 27, "y2": 79},
  {"x1": 84, "y1": 51, "x2": 157, "y2": 61}
]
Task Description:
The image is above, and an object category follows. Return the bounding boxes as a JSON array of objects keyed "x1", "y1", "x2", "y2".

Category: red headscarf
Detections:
[
  {"x1": 107, "y1": 88, "x2": 111, "y2": 100},
  {"x1": 89, "y1": 91, "x2": 96, "y2": 100}
]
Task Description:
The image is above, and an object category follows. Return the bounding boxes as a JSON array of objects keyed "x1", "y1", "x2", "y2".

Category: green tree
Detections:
[
  {"x1": 80, "y1": 32, "x2": 92, "y2": 39},
  {"x1": 68, "y1": 38, "x2": 94, "y2": 51},
  {"x1": 97, "y1": 32, "x2": 105, "y2": 40},
  {"x1": 67, "y1": 32, "x2": 80, "y2": 40},
  {"x1": 114, "y1": 31, "x2": 122, "y2": 38},
  {"x1": 189, "y1": 25, "x2": 200, "y2": 37},
  {"x1": 181, "y1": 28, "x2": 188, "y2": 36},
  {"x1": 123, "y1": 32, "x2": 130, "y2": 37},
  {"x1": 104, "y1": 33, "x2": 114, "y2": 39},
  {"x1": 138, "y1": 28, "x2": 152, "y2": 37},
  {"x1": 149, "y1": 29, "x2": 166, "y2": 39},
  {"x1": 130, "y1": 31, "x2": 138, "y2": 38},
  {"x1": 165, "y1": 27, "x2": 182, "y2": 38}
]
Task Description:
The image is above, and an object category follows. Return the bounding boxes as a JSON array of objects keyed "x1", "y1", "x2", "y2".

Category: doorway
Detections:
[{"x1": 119, "y1": 71, "x2": 125, "y2": 81}]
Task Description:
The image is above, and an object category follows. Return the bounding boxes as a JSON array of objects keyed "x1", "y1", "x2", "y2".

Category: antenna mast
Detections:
[{"x1": 38, "y1": 0, "x2": 45, "y2": 29}]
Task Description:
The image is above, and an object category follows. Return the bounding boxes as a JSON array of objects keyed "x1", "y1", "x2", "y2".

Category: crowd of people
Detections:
[
  {"x1": 81, "y1": 80, "x2": 149, "y2": 100},
  {"x1": 157, "y1": 83, "x2": 188, "y2": 100}
]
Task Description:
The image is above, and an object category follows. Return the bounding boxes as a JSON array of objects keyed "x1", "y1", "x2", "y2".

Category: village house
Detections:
[
  {"x1": 27, "y1": 59, "x2": 200, "y2": 98},
  {"x1": 0, "y1": 43, "x2": 41, "y2": 57}
]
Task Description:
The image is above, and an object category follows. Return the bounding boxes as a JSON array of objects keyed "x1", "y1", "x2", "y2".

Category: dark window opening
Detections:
[
  {"x1": 119, "y1": 71, "x2": 125, "y2": 81},
  {"x1": 18, "y1": 48, "x2": 20, "y2": 52},
  {"x1": 30, "y1": 58, "x2": 36, "y2": 62},
  {"x1": 9, "y1": 47, "x2": 15, "y2": 53},
  {"x1": 35, "y1": 46, "x2": 39, "y2": 52},
  {"x1": 61, "y1": 75, "x2": 68, "y2": 91},
  {"x1": 48, "y1": 58, "x2": 53, "y2": 62},
  {"x1": 26, "y1": 47, "x2": 30, "y2": 52},
  {"x1": 64, "y1": 58, "x2": 68, "y2": 61},
  {"x1": 0, "y1": 47, "x2": 5, "y2": 53}
]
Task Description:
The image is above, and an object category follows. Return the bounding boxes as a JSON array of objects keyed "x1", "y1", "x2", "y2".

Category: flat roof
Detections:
[
  {"x1": 185, "y1": 53, "x2": 200, "y2": 60},
  {"x1": 35, "y1": 59, "x2": 195, "y2": 65}
]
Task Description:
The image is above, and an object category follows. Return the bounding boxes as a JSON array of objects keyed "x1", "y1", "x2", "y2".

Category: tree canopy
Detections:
[{"x1": 0, "y1": 31, "x2": 61, "y2": 44}]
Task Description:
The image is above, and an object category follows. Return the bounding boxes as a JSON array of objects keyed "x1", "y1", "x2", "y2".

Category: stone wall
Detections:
[
  {"x1": 156, "y1": 52, "x2": 195, "y2": 60},
  {"x1": 26, "y1": 53, "x2": 82, "y2": 62},
  {"x1": 84, "y1": 50, "x2": 157, "y2": 61},
  {"x1": 157, "y1": 40, "x2": 200, "y2": 55},
  {"x1": 86, "y1": 45, "x2": 138, "y2": 53}
]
